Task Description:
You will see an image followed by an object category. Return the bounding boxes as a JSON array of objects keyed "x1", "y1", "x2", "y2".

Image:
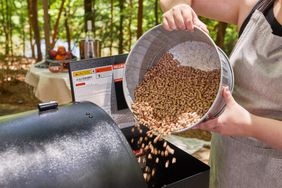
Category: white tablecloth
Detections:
[{"x1": 25, "y1": 63, "x2": 72, "y2": 104}]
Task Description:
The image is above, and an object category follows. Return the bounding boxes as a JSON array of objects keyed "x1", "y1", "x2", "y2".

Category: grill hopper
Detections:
[{"x1": 0, "y1": 102, "x2": 146, "y2": 188}]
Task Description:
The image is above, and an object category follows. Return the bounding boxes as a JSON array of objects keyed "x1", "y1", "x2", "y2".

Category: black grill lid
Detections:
[{"x1": 0, "y1": 102, "x2": 147, "y2": 188}]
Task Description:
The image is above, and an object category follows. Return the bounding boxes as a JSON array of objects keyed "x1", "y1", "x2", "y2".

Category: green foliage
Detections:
[
  {"x1": 224, "y1": 24, "x2": 238, "y2": 55},
  {"x1": 201, "y1": 17, "x2": 238, "y2": 55},
  {"x1": 0, "y1": 0, "x2": 238, "y2": 57}
]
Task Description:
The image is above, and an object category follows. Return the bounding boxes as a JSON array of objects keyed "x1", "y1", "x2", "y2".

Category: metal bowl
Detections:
[{"x1": 123, "y1": 25, "x2": 234, "y2": 132}]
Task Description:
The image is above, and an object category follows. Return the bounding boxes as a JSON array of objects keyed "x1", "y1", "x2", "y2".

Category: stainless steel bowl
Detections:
[{"x1": 123, "y1": 25, "x2": 234, "y2": 132}]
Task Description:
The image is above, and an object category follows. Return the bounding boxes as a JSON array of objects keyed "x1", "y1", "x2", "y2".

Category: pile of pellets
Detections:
[{"x1": 132, "y1": 52, "x2": 220, "y2": 135}]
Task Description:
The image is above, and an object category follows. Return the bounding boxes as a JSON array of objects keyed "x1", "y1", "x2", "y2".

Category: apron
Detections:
[{"x1": 209, "y1": 9, "x2": 282, "y2": 188}]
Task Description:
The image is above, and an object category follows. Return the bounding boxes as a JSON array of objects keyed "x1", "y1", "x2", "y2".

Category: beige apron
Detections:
[{"x1": 209, "y1": 10, "x2": 282, "y2": 188}]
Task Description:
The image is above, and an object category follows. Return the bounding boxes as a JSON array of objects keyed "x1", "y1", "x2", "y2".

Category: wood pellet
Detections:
[
  {"x1": 155, "y1": 157, "x2": 159, "y2": 163},
  {"x1": 165, "y1": 160, "x2": 170, "y2": 168},
  {"x1": 166, "y1": 145, "x2": 175, "y2": 155},
  {"x1": 132, "y1": 52, "x2": 220, "y2": 134},
  {"x1": 152, "y1": 168, "x2": 156, "y2": 177}
]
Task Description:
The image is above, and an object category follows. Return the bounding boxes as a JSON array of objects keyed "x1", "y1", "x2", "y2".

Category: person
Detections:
[{"x1": 160, "y1": 0, "x2": 282, "y2": 187}]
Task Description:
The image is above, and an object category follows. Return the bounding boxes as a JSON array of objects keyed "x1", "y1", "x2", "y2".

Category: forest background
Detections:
[{"x1": 0, "y1": 0, "x2": 238, "y2": 116}]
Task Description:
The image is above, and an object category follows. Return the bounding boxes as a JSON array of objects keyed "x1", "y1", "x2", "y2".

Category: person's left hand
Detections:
[{"x1": 195, "y1": 87, "x2": 253, "y2": 137}]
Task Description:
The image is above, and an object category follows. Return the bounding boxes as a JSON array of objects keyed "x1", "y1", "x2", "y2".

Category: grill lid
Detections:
[{"x1": 0, "y1": 102, "x2": 147, "y2": 188}]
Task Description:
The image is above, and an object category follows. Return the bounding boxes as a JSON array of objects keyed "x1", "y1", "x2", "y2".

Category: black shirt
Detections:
[
  {"x1": 239, "y1": 0, "x2": 282, "y2": 37},
  {"x1": 264, "y1": 3, "x2": 282, "y2": 36}
]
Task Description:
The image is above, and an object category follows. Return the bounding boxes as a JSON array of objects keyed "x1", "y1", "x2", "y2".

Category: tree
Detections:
[
  {"x1": 137, "y1": 0, "x2": 143, "y2": 39},
  {"x1": 127, "y1": 0, "x2": 133, "y2": 51},
  {"x1": 118, "y1": 0, "x2": 125, "y2": 54},
  {"x1": 26, "y1": 0, "x2": 35, "y2": 58},
  {"x1": 30, "y1": 0, "x2": 42, "y2": 61},
  {"x1": 215, "y1": 22, "x2": 228, "y2": 49},
  {"x1": 51, "y1": 0, "x2": 65, "y2": 48},
  {"x1": 154, "y1": 0, "x2": 159, "y2": 25},
  {"x1": 92, "y1": 0, "x2": 96, "y2": 35},
  {"x1": 43, "y1": 0, "x2": 51, "y2": 54},
  {"x1": 64, "y1": 9, "x2": 71, "y2": 52},
  {"x1": 84, "y1": 0, "x2": 92, "y2": 32},
  {"x1": 4, "y1": 0, "x2": 10, "y2": 55},
  {"x1": 18, "y1": 1, "x2": 27, "y2": 56},
  {"x1": 110, "y1": 0, "x2": 113, "y2": 55},
  {"x1": 1, "y1": 0, "x2": 12, "y2": 55},
  {"x1": 8, "y1": 0, "x2": 13, "y2": 57}
]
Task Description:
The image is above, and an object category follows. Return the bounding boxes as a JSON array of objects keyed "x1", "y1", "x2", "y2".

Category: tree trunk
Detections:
[
  {"x1": 137, "y1": 0, "x2": 143, "y2": 39},
  {"x1": 43, "y1": 0, "x2": 51, "y2": 54},
  {"x1": 128, "y1": 0, "x2": 133, "y2": 51},
  {"x1": 29, "y1": 27, "x2": 35, "y2": 58},
  {"x1": 2, "y1": 0, "x2": 10, "y2": 55},
  {"x1": 154, "y1": 0, "x2": 159, "y2": 25},
  {"x1": 118, "y1": 0, "x2": 124, "y2": 54},
  {"x1": 215, "y1": 22, "x2": 228, "y2": 49},
  {"x1": 84, "y1": 0, "x2": 93, "y2": 32},
  {"x1": 110, "y1": 0, "x2": 113, "y2": 55},
  {"x1": 22, "y1": 27, "x2": 26, "y2": 57},
  {"x1": 30, "y1": 0, "x2": 42, "y2": 61},
  {"x1": 93, "y1": 0, "x2": 96, "y2": 35},
  {"x1": 64, "y1": 10, "x2": 71, "y2": 52},
  {"x1": 51, "y1": 0, "x2": 65, "y2": 48},
  {"x1": 8, "y1": 0, "x2": 13, "y2": 58},
  {"x1": 27, "y1": 0, "x2": 35, "y2": 58},
  {"x1": 19, "y1": 1, "x2": 26, "y2": 56},
  {"x1": 4, "y1": 24, "x2": 9, "y2": 55}
]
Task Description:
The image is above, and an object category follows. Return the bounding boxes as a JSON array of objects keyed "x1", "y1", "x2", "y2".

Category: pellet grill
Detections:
[{"x1": 0, "y1": 102, "x2": 209, "y2": 188}]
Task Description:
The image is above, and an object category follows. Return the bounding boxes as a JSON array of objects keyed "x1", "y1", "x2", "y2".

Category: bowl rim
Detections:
[{"x1": 123, "y1": 24, "x2": 234, "y2": 133}]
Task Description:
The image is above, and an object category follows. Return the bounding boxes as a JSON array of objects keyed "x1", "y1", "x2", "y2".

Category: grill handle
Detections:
[{"x1": 38, "y1": 101, "x2": 58, "y2": 112}]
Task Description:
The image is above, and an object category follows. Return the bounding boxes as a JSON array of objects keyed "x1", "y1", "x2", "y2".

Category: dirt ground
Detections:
[{"x1": 0, "y1": 56, "x2": 40, "y2": 116}]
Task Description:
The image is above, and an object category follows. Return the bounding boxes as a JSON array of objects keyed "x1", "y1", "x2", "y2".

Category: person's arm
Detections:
[
  {"x1": 196, "y1": 87, "x2": 282, "y2": 150},
  {"x1": 161, "y1": 0, "x2": 241, "y2": 24},
  {"x1": 249, "y1": 115, "x2": 282, "y2": 150},
  {"x1": 160, "y1": 0, "x2": 257, "y2": 31},
  {"x1": 160, "y1": 0, "x2": 192, "y2": 11}
]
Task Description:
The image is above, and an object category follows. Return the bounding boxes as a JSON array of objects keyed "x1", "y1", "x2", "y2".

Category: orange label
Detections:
[{"x1": 95, "y1": 66, "x2": 112, "y2": 73}]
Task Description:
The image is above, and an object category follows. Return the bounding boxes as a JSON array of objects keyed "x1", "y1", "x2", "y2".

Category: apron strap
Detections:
[{"x1": 239, "y1": 0, "x2": 275, "y2": 36}]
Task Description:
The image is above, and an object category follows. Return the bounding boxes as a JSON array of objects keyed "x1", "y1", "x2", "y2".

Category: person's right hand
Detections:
[{"x1": 162, "y1": 4, "x2": 209, "y2": 33}]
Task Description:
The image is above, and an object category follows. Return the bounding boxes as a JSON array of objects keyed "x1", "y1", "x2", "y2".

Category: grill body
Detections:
[{"x1": 0, "y1": 102, "x2": 147, "y2": 188}]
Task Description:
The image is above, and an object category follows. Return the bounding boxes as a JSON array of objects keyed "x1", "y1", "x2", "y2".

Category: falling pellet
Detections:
[
  {"x1": 163, "y1": 141, "x2": 167, "y2": 148},
  {"x1": 165, "y1": 160, "x2": 169, "y2": 168},
  {"x1": 155, "y1": 157, "x2": 159, "y2": 164},
  {"x1": 166, "y1": 145, "x2": 175, "y2": 155},
  {"x1": 153, "y1": 135, "x2": 161, "y2": 144},
  {"x1": 152, "y1": 168, "x2": 156, "y2": 177}
]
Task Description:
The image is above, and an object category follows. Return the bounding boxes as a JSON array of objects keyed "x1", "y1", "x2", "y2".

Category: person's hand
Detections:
[
  {"x1": 162, "y1": 4, "x2": 208, "y2": 33},
  {"x1": 195, "y1": 87, "x2": 253, "y2": 137}
]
